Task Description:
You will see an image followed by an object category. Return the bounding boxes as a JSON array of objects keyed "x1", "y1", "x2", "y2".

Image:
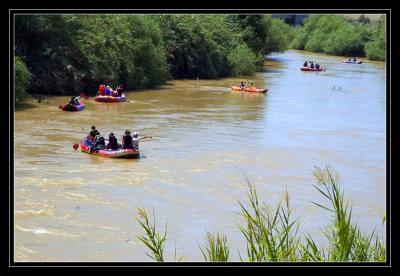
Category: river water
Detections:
[{"x1": 13, "y1": 50, "x2": 386, "y2": 262}]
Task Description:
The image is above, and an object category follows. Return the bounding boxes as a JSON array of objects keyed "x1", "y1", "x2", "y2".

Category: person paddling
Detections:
[
  {"x1": 132, "y1": 132, "x2": 140, "y2": 150},
  {"x1": 116, "y1": 84, "x2": 124, "y2": 97},
  {"x1": 94, "y1": 134, "x2": 106, "y2": 150},
  {"x1": 97, "y1": 84, "x2": 106, "y2": 96},
  {"x1": 69, "y1": 96, "x2": 80, "y2": 106},
  {"x1": 107, "y1": 132, "x2": 119, "y2": 150},
  {"x1": 122, "y1": 130, "x2": 134, "y2": 149},
  {"x1": 89, "y1": 125, "x2": 100, "y2": 141}
]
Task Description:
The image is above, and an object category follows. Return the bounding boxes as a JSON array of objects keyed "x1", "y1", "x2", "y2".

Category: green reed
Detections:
[
  {"x1": 199, "y1": 232, "x2": 230, "y2": 262},
  {"x1": 136, "y1": 208, "x2": 167, "y2": 262},
  {"x1": 311, "y1": 166, "x2": 386, "y2": 262},
  {"x1": 136, "y1": 166, "x2": 386, "y2": 262},
  {"x1": 238, "y1": 181, "x2": 302, "y2": 262}
]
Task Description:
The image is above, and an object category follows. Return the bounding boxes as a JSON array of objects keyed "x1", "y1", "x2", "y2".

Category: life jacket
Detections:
[
  {"x1": 98, "y1": 85, "x2": 106, "y2": 95},
  {"x1": 122, "y1": 134, "x2": 133, "y2": 149},
  {"x1": 90, "y1": 130, "x2": 100, "y2": 140},
  {"x1": 108, "y1": 135, "x2": 118, "y2": 150},
  {"x1": 65, "y1": 103, "x2": 75, "y2": 111},
  {"x1": 132, "y1": 137, "x2": 139, "y2": 149},
  {"x1": 94, "y1": 135, "x2": 105, "y2": 149}
]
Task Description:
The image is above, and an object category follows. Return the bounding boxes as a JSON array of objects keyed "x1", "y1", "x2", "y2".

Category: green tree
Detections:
[
  {"x1": 365, "y1": 16, "x2": 386, "y2": 61},
  {"x1": 227, "y1": 44, "x2": 257, "y2": 76},
  {"x1": 289, "y1": 14, "x2": 384, "y2": 60},
  {"x1": 14, "y1": 57, "x2": 32, "y2": 103}
]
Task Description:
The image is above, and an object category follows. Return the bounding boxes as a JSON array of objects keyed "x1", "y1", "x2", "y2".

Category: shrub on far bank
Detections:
[
  {"x1": 227, "y1": 44, "x2": 257, "y2": 76},
  {"x1": 289, "y1": 14, "x2": 385, "y2": 61},
  {"x1": 323, "y1": 25, "x2": 369, "y2": 56},
  {"x1": 365, "y1": 17, "x2": 386, "y2": 61},
  {"x1": 14, "y1": 56, "x2": 31, "y2": 103},
  {"x1": 289, "y1": 26, "x2": 307, "y2": 50}
]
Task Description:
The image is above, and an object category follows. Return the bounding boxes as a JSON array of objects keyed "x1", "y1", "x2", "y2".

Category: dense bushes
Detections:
[
  {"x1": 14, "y1": 57, "x2": 31, "y2": 102},
  {"x1": 365, "y1": 17, "x2": 386, "y2": 61},
  {"x1": 14, "y1": 14, "x2": 291, "y2": 99},
  {"x1": 289, "y1": 15, "x2": 385, "y2": 60},
  {"x1": 155, "y1": 15, "x2": 289, "y2": 79},
  {"x1": 155, "y1": 15, "x2": 232, "y2": 79},
  {"x1": 15, "y1": 15, "x2": 168, "y2": 96},
  {"x1": 227, "y1": 44, "x2": 257, "y2": 76}
]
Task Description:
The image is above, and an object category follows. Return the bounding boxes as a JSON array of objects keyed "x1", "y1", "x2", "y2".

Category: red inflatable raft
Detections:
[
  {"x1": 300, "y1": 67, "x2": 326, "y2": 72},
  {"x1": 94, "y1": 93, "x2": 127, "y2": 103},
  {"x1": 59, "y1": 102, "x2": 85, "y2": 111},
  {"x1": 231, "y1": 86, "x2": 268, "y2": 93},
  {"x1": 79, "y1": 137, "x2": 140, "y2": 159}
]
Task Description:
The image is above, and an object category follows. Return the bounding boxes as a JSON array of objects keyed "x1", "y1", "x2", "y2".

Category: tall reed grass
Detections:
[
  {"x1": 200, "y1": 232, "x2": 230, "y2": 262},
  {"x1": 136, "y1": 166, "x2": 386, "y2": 262},
  {"x1": 136, "y1": 208, "x2": 167, "y2": 262}
]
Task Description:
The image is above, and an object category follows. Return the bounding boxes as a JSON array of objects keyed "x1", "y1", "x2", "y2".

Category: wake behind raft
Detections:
[{"x1": 78, "y1": 136, "x2": 140, "y2": 159}]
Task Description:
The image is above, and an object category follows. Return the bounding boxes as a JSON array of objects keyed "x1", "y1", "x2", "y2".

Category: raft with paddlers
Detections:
[
  {"x1": 60, "y1": 102, "x2": 85, "y2": 111},
  {"x1": 300, "y1": 67, "x2": 326, "y2": 72},
  {"x1": 94, "y1": 93, "x2": 127, "y2": 103},
  {"x1": 341, "y1": 60, "x2": 363, "y2": 64},
  {"x1": 59, "y1": 96, "x2": 85, "y2": 111},
  {"x1": 79, "y1": 136, "x2": 140, "y2": 159},
  {"x1": 231, "y1": 86, "x2": 268, "y2": 93},
  {"x1": 95, "y1": 84, "x2": 126, "y2": 102}
]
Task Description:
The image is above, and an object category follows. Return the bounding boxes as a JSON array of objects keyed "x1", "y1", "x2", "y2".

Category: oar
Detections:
[
  {"x1": 73, "y1": 126, "x2": 86, "y2": 150},
  {"x1": 139, "y1": 136, "x2": 153, "y2": 140}
]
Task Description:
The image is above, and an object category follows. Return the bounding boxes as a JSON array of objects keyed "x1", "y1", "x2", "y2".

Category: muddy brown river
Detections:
[{"x1": 14, "y1": 50, "x2": 386, "y2": 262}]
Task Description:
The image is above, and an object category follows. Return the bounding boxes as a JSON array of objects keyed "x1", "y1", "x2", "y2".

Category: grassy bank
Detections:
[{"x1": 136, "y1": 166, "x2": 386, "y2": 262}]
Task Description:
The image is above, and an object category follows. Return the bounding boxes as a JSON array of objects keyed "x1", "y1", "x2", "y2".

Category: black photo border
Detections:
[{"x1": 2, "y1": 0, "x2": 399, "y2": 275}]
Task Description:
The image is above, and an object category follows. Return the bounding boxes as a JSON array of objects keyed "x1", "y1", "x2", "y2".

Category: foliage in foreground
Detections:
[
  {"x1": 200, "y1": 232, "x2": 230, "y2": 262},
  {"x1": 136, "y1": 208, "x2": 167, "y2": 262},
  {"x1": 136, "y1": 166, "x2": 386, "y2": 262}
]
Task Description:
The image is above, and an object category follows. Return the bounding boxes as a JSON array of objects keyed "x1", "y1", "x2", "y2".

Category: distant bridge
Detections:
[{"x1": 272, "y1": 14, "x2": 309, "y2": 26}]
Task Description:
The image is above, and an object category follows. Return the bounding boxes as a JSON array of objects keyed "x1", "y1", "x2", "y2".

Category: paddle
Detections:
[{"x1": 73, "y1": 126, "x2": 86, "y2": 150}]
